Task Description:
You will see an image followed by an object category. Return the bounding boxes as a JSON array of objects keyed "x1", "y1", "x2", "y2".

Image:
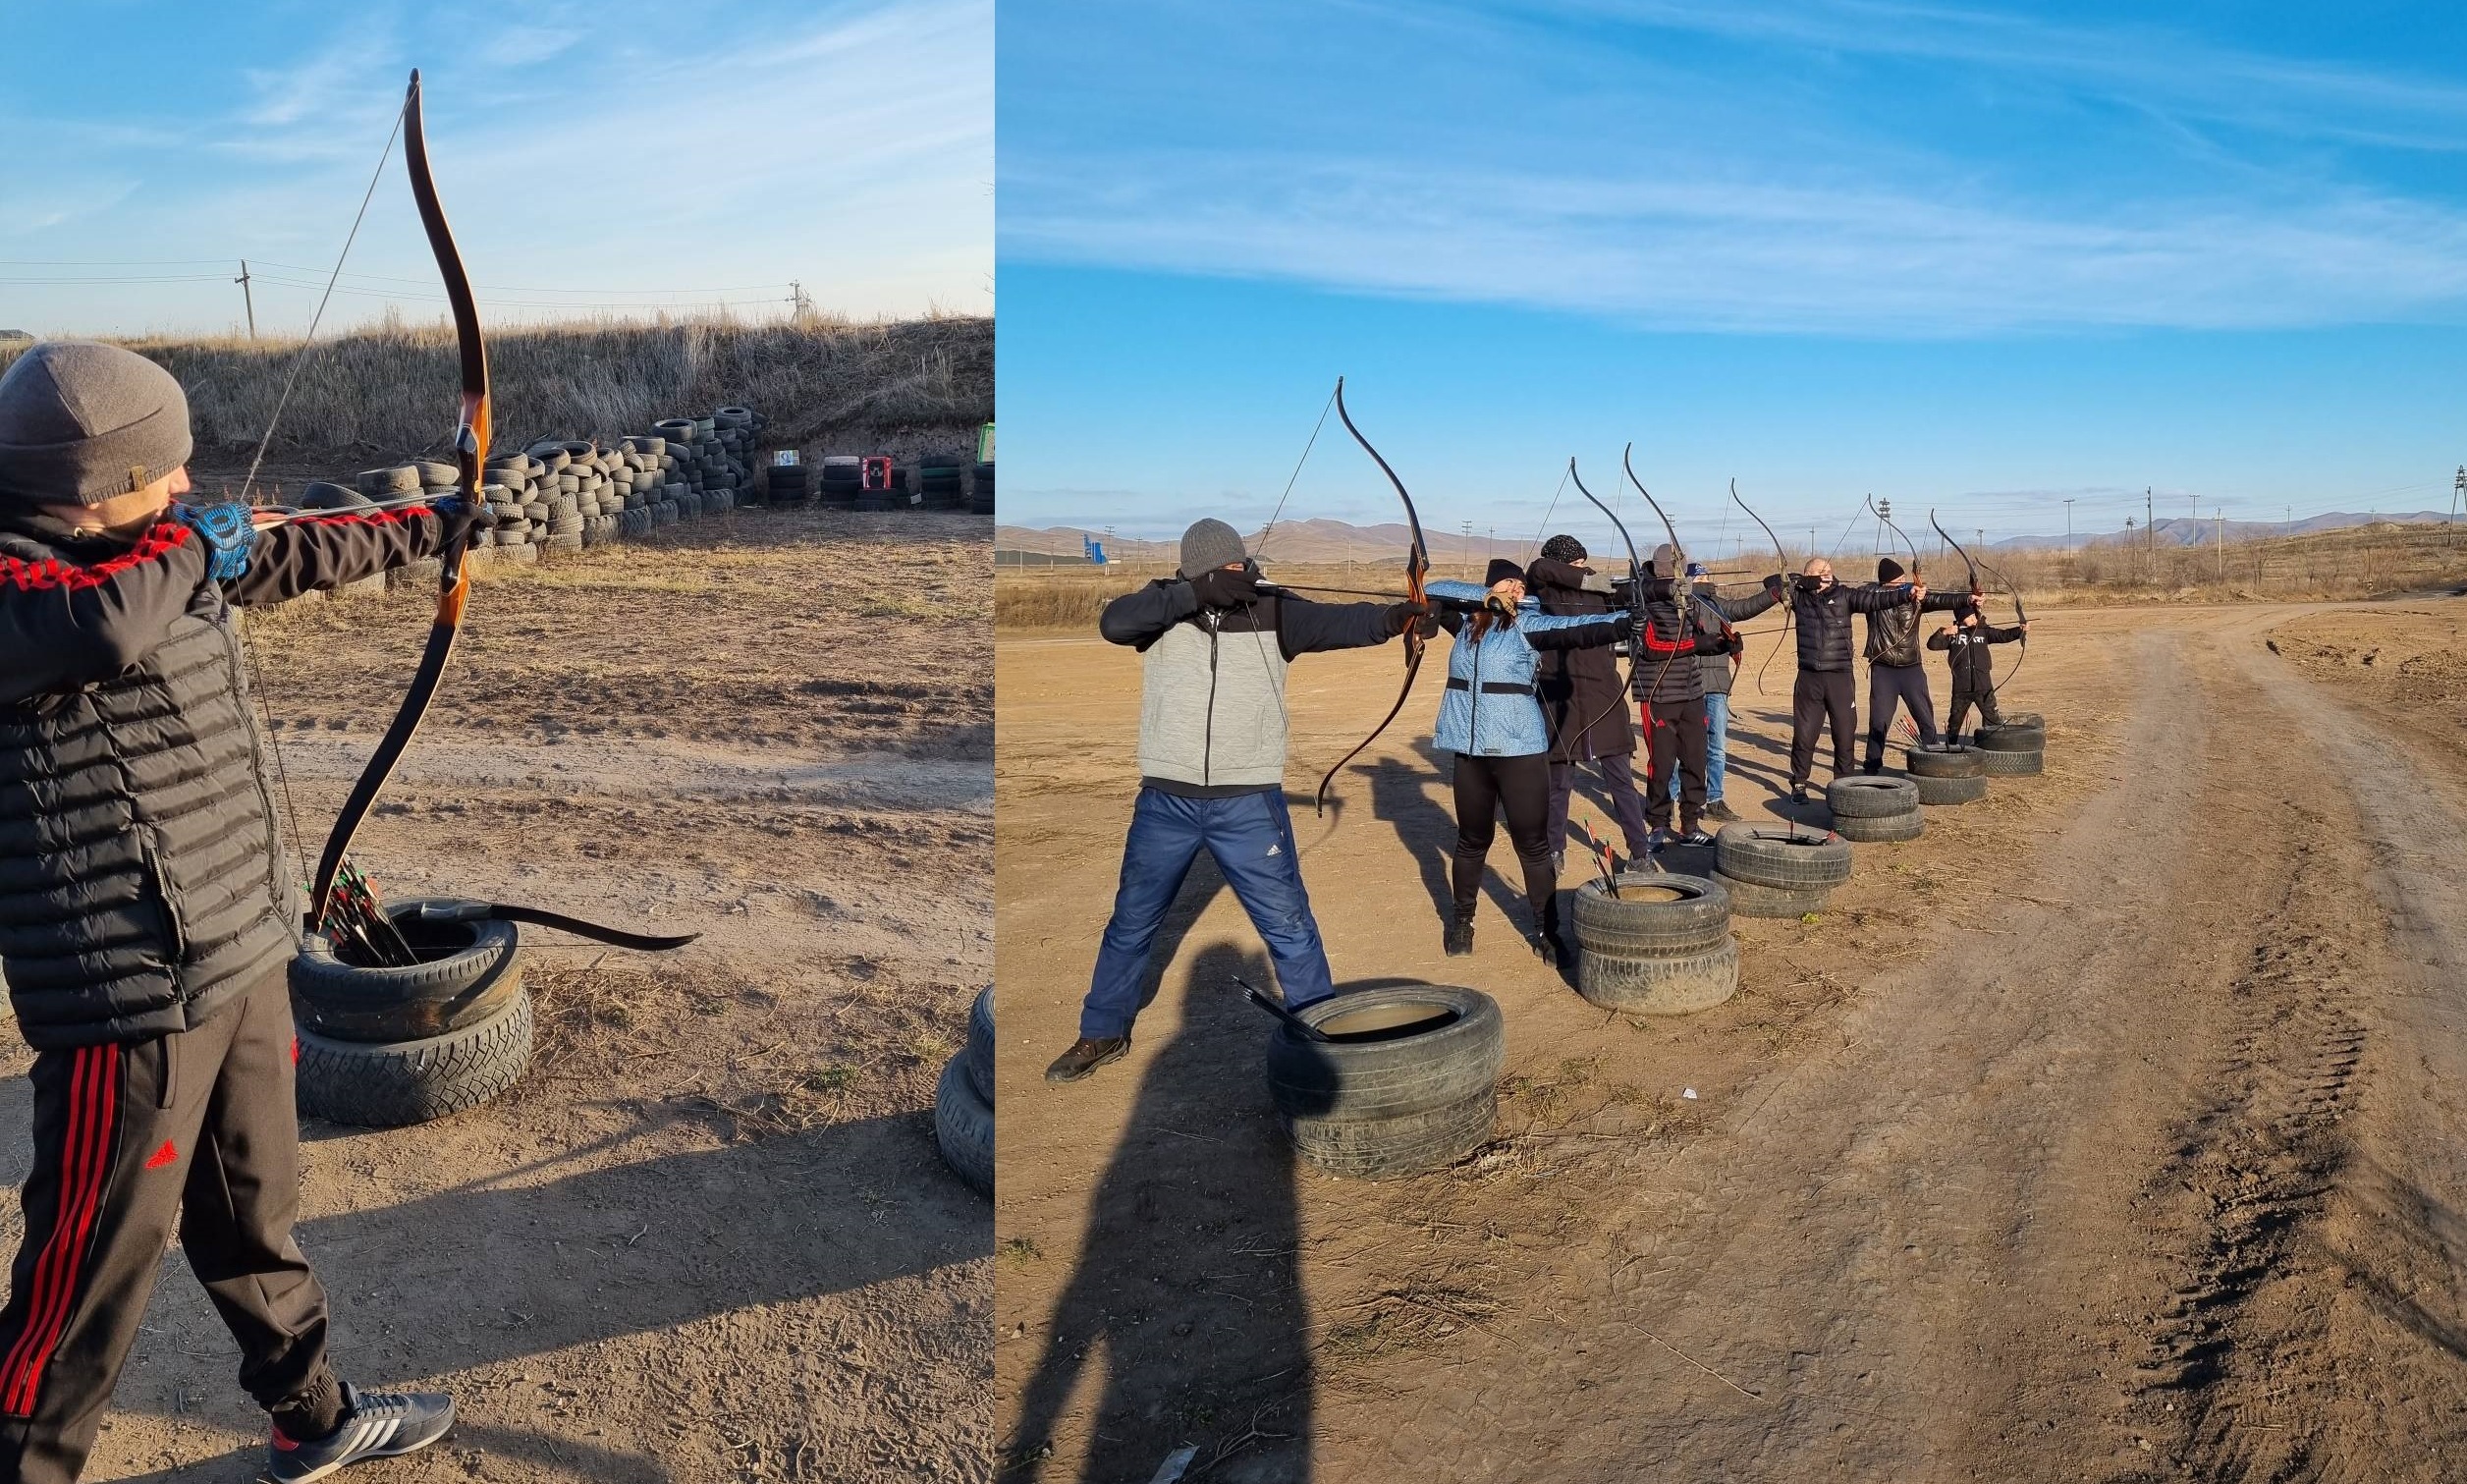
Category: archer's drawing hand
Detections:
[
  {"x1": 1188, "y1": 566, "x2": 1264, "y2": 609},
  {"x1": 1579, "y1": 572, "x2": 1617, "y2": 594}
]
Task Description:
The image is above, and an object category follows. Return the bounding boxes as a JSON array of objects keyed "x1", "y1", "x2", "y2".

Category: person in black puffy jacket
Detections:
[
  {"x1": 1928, "y1": 606, "x2": 2027, "y2": 737},
  {"x1": 1782, "y1": 557, "x2": 1923, "y2": 803},
  {"x1": 0, "y1": 342, "x2": 473, "y2": 1482}
]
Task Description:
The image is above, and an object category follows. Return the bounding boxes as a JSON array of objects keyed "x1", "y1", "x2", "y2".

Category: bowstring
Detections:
[
  {"x1": 1250, "y1": 385, "x2": 1343, "y2": 734},
  {"x1": 235, "y1": 95, "x2": 406, "y2": 905},
  {"x1": 1524, "y1": 465, "x2": 1570, "y2": 559}
]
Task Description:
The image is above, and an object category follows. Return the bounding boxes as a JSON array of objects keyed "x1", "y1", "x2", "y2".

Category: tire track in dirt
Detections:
[
  {"x1": 1313, "y1": 629, "x2": 2305, "y2": 1481},
  {"x1": 2109, "y1": 613, "x2": 2467, "y2": 1480}
]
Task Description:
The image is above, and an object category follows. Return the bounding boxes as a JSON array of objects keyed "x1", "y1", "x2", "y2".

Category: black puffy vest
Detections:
[{"x1": 0, "y1": 601, "x2": 296, "y2": 1048}]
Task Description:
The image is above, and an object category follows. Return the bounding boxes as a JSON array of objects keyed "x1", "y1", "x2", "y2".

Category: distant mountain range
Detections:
[{"x1": 1001, "y1": 510, "x2": 2462, "y2": 566}]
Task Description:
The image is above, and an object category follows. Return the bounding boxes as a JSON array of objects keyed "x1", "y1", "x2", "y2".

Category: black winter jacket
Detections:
[
  {"x1": 1790, "y1": 578, "x2": 1918, "y2": 673},
  {"x1": 1525, "y1": 557, "x2": 1634, "y2": 762},
  {"x1": 0, "y1": 503, "x2": 449, "y2": 1048},
  {"x1": 1864, "y1": 586, "x2": 1969, "y2": 667},
  {"x1": 1926, "y1": 621, "x2": 2023, "y2": 693}
]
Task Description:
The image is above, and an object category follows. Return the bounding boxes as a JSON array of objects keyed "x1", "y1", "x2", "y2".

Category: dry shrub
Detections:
[{"x1": 0, "y1": 313, "x2": 992, "y2": 465}]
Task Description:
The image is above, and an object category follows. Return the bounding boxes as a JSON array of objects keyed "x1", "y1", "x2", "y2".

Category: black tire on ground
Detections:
[
  {"x1": 289, "y1": 899, "x2": 521, "y2": 1041},
  {"x1": 1266, "y1": 983, "x2": 1505, "y2": 1125},
  {"x1": 1913, "y1": 772, "x2": 1989, "y2": 805},
  {"x1": 1835, "y1": 808, "x2": 1926, "y2": 843},
  {"x1": 934, "y1": 1053, "x2": 994, "y2": 1197},
  {"x1": 1713, "y1": 824, "x2": 1851, "y2": 891},
  {"x1": 296, "y1": 989, "x2": 534, "y2": 1128},
  {"x1": 1903, "y1": 744, "x2": 1985, "y2": 779},
  {"x1": 1828, "y1": 775, "x2": 1920, "y2": 818},
  {"x1": 1284, "y1": 1096, "x2": 1496, "y2": 1182},
  {"x1": 1977, "y1": 722, "x2": 2046, "y2": 752},
  {"x1": 1569, "y1": 872, "x2": 1731, "y2": 956},
  {"x1": 1978, "y1": 746, "x2": 2045, "y2": 777},
  {"x1": 1578, "y1": 934, "x2": 1739, "y2": 1014},
  {"x1": 1712, "y1": 870, "x2": 1831, "y2": 919},
  {"x1": 965, "y1": 986, "x2": 994, "y2": 1106}
]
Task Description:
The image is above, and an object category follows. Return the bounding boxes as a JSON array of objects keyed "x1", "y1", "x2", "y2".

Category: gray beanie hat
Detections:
[
  {"x1": 0, "y1": 342, "x2": 192, "y2": 506},
  {"x1": 1649, "y1": 541, "x2": 1678, "y2": 576},
  {"x1": 1179, "y1": 518, "x2": 1248, "y2": 578}
]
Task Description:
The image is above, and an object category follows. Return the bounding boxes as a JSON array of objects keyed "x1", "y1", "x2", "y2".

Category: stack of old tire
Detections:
[
  {"x1": 857, "y1": 465, "x2": 906, "y2": 514},
  {"x1": 1264, "y1": 984, "x2": 1505, "y2": 1179},
  {"x1": 764, "y1": 459, "x2": 810, "y2": 507},
  {"x1": 818, "y1": 456, "x2": 862, "y2": 507},
  {"x1": 1571, "y1": 872, "x2": 1738, "y2": 1013},
  {"x1": 1827, "y1": 775, "x2": 1924, "y2": 842},
  {"x1": 935, "y1": 987, "x2": 994, "y2": 1196},
  {"x1": 291, "y1": 899, "x2": 535, "y2": 1127},
  {"x1": 970, "y1": 460, "x2": 995, "y2": 515},
  {"x1": 650, "y1": 412, "x2": 755, "y2": 515},
  {"x1": 1976, "y1": 713, "x2": 2045, "y2": 776},
  {"x1": 1903, "y1": 742, "x2": 1988, "y2": 806},
  {"x1": 919, "y1": 453, "x2": 967, "y2": 511},
  {"x1": 1712, "y1": 824, "x2": 1851, "y2": 917}
]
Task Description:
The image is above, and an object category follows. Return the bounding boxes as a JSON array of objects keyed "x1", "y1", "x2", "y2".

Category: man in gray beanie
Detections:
[
  {"x1": 0, "y1": 342, "x2": 484, "y2": 1483},
  {"x1": 1045, "y1": 517, "x2": 1431, "y2": 1083},
  {"x1": 1524, "y1": 533, "x2": 1653, "y2": 868}
]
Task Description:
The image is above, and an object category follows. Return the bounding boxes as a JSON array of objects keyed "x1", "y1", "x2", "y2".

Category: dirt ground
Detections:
[
  {"x1": 28, "y1": 506, "x2": 994, "y2": 1482},
  {"x1": 994, "y1": 591, "x2": 2467, "y2": 1481}
]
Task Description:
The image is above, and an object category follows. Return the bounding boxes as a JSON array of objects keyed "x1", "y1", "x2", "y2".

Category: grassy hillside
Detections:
[{"x1": 0, "y1": 313, "x2": 992, "y2": 467}]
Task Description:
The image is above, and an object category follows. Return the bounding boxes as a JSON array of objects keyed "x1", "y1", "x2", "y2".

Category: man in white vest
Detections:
[{"x1": 1045, "y1": 519, "x2": 1426, "y2": 1083}]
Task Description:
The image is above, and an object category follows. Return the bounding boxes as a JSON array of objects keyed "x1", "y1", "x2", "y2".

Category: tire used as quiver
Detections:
[
  {"x1": 1265, "y1": 984, "x2": 1505, "y2": 1180},
  {"x1": 1570, "y1": 873, "x2": 1738, "y2": 1014}
]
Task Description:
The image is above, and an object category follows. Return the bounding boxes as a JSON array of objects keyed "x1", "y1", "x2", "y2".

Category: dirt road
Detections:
[
  {"x1": 33, "y1": 508, "x2": 993, "y2": 1483},
  {"x1": 995, "y1": 595, "x2": 2467, "y2": 1481}
]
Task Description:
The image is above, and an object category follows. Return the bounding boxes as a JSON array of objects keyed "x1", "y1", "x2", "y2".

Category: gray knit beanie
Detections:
[
  {"x1": 0, "y1": 342, "x2": 192, "y2": 506},
  {"x1": 1179, "y1": 518, "x2": 1248, "y2": 578},
  {"x1": 1649, "y1": 541, "x2": 1678, "y2": 576}
]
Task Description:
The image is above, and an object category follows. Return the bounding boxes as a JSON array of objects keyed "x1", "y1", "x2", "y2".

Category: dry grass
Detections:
[{"x1": 3, "y1": 312, "x2": 992, "y2": 464}]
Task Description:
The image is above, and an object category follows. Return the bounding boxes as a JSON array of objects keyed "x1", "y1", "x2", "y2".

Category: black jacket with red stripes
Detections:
[
  {"x1": 0, "y1": 503, "x2": 448, "y2": 1048},
  {"x1": 1618, "y1": 578, "x2": 1781, "y2": 706}
]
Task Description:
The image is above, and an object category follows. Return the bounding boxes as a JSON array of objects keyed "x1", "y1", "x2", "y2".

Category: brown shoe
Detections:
[{"x1": 1045, "y1": 1035, "x2": 1129, "y2": 1084}]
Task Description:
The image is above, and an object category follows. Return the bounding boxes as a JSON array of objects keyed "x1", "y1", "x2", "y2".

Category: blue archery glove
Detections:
[
  {"x1": 427, "y1": 492, "x2": 497, "y2": 550},
  {"x1": 169, "y1": 502, "x2": 258, "y2": 582}
]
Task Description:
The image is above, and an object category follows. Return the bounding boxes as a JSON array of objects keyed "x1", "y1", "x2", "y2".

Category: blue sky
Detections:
[
  {"x1": 1, "y1": 0, "x2": 990, "y2": 336},
  {"x1": 1000, "y1": 0, "x2": 2467, "y2": 546}
]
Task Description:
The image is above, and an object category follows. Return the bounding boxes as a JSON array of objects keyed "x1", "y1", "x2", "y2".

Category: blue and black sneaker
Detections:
[{"x1": 267, "y1": 1383, "x2": 455, "y2": 1482}]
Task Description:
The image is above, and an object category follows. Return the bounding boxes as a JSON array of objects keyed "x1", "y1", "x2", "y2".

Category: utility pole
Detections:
[
  {"x1": 2146, "y1": 486, "x2": 2155, "y2": 578},
  {"x1": 1461, "y1": 521, "x2": 1474, "y2": 578},
  {"x1": 788, "y1": 281, "x2": 813, "y2": 318},
  {"x1": 2452, "y1": 466, "x2": 2464, "y2": 547},
  {"x1": 2063, "y1": 498, "x2": 2074, "y2": 555},
  {"x1": 235, "y1": 261, "x2": 256, "y2": 340}
]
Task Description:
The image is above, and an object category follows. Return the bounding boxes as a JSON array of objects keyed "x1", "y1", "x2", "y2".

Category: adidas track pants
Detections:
[{"x1": 0, "y1": 965, "x2": 337, "y2": 1483}]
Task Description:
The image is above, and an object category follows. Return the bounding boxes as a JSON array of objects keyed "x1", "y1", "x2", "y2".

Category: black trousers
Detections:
[
  {"x1": 1452, "y1": 752, "x2": 1558, "y2": 928},
  {"x1": 1790, "y1": 669, "x2": 1858, "y2": 788},
  {"x1": 0, "y1": 968, "x2": 337, "y2": 1484},
  {"x1": 1547, "y1": 752, "x2": 1652, "y2": 863},
  {"x1": 1862, "y1": 662, "x2": 1941, "y2": 769},
  {"x1": 1641, "y1": 699, "x2": 1709, "y2": 833},
  {"x1": 1946, "y1": 687, "x2": 2002, "y2": 738}
]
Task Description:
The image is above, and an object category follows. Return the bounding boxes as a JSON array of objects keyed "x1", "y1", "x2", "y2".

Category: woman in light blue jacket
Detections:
[{"x1": 1429, "y1": 559, "x2": 1632, "y2": 964}]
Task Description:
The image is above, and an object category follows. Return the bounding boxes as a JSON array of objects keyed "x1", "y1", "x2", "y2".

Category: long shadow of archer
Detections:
[
  {"x1": 1009, "y1": 943, "x2": 1310, "y2": 1483},
  {"x1": 1323, "y1": 743, "x2": 1535, "y2": 932}
]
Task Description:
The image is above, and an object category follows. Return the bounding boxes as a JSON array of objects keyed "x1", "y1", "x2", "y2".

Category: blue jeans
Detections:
[
  {"x1": 1671, "y1": 692, "x2": 1729, "y2": 803},
  {"x1": 1079, "y1": 788, "x2": 1337, "y2": 1038}
]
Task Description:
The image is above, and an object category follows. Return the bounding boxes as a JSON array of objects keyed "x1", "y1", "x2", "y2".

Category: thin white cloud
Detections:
[{"x1": 1006, "y1": 0, "x2": 2467, "y2": 334}]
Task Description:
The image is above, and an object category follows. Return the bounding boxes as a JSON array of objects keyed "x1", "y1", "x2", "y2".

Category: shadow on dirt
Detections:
[{"x1": 1009, "y1": 944, "x2": 1313, "y2": 1483}]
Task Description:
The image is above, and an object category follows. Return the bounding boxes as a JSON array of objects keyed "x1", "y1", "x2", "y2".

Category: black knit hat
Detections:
[
  {"x1": 1877, "y1": 556, "x2": 1905, "y2": 582},
  {"x1": 1484, "y1": 557, "x2": 1526, "y2": 588},
  {"x1": 1539, "y1": 533, "x2": 1586, "y2": 564}
]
